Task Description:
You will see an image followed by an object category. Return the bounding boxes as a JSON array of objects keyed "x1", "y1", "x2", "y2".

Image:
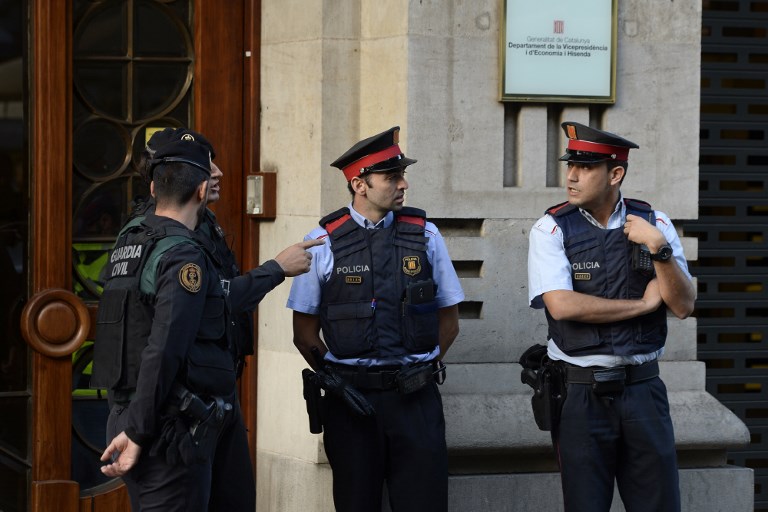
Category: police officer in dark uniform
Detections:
[
  {"x1": 95, "y1": 128, "x2": 319, "y2": 511},
  {"x1": 133, "y1": 127, "x2": 318, "y2": 378},
  {"x1": 526, "y1": 122, "x2": 696, "y2": 512},
  {"x1": 288, "y1": 127, "x2": 465, "y2": 511},
  {"x1": 93, "y1": 137, "x2": 230, "y2": 510}
]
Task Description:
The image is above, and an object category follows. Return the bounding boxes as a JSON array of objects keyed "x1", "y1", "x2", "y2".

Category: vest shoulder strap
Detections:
[
  {"x1": 396, "y1": 206, "x2": 427, "y2": 228},
  {"x1": 321, "y1": 207, "x2": 356, "y2": 237},
  {"x1": 546, "y1": 201, "x2": 577, "y2": 217},
  {"x1": 139, "y1": 235, "x2": 199, "y2": 295},
  {"x1": 115, "y1": 216, "x2": 145, "y2": 241},
  {"x1": 623, "y1": 198, "x2": 655, "y2": 223},
  {"x1": 320, "y1": 208, "x2": 350, "y2": 229}
]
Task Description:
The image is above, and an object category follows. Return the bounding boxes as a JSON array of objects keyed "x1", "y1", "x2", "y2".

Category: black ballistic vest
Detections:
[
  {"x1": 545, "y1": 199, "x2": 667, "y2": 357},
  {"x1": 91, "y1": 217, "x2": 236, "y2": 402},
  {"x1": 319, "y1": 207, "x2": 439, "y2": 359},
  {"x1": 130, "y1": 198, "x2": 254, "y2": 364}
]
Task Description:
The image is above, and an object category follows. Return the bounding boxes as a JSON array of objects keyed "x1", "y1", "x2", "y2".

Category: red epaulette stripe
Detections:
[
  {"x1": 317, "y1": 234, "x2": 330, "y2": 240},
  {"x1": 325, "y1": 214, "x2": 351, "y2": 234},
  {"x1": 547, "y1": 202, "x2": 570, "y2": 215},
  {"x1": 397, "y1": 215, "x2": 426, "y2": 227},
  {"x1": 656, "y1": 218, "x2": 668, "y2": 227}
]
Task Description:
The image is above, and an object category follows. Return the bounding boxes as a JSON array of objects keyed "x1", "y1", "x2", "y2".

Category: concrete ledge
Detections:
[
  {"x1": 443, "y1": 390, "x2": 750, "y2": 454},
  {"x1": 443, "y1": 466, "x2": 753, "y2": 512},
  {"x1": 257, "y1": 452, "x2": 752, "y2": 512}
]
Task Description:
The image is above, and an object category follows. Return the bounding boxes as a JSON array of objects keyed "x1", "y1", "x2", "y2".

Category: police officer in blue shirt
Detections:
[
  {"x1": 527, "y1": 122, "x2": 696, "y2": 512},
  {"x1": 288, "y1": 126, "x2": 464, "y2": 512}
]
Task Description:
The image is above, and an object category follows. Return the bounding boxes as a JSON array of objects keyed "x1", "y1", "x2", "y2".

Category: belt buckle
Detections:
[
  {"x1": 592, "y1": 367, "x2": 626, "y2": 383},
  {"x1": 591, "y1": 367, "x2": 626, "y2": 396}
]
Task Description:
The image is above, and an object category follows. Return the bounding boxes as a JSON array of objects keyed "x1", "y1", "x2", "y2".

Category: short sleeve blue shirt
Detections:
[{"x1": 527, "y1": 195, "x2": 693, "y2": 367}]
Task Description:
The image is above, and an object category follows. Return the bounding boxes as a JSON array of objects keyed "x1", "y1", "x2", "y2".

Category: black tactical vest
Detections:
[
  {"x1": 545, "y1": 199, "x2": 668, "y2": 357},
  {"x1": 90, "y1": 219, "x2": 202, "y2": 391},
  {"x1": 318, "y1": 207, "x2": 440, "y2": 359},
  {"x1": 129, "y1": 199, "x2": 254, "y2": 364}
]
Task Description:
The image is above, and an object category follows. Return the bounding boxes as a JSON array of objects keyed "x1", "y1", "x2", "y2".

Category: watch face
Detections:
[{"x1": 652, "y1": 245, "x2": 673, "y2": 261}]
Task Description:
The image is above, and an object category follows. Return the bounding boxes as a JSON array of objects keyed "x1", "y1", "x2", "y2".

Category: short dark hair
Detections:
[
  {"x1": 138, "y1": 147, "x2": 155, "y2": 185},
  {"x1": 347, "y1": 173, "x2": 374, "y2": 196},
  {"x1": 606, "y1": 159, "x2": 629, "y2": 185},
  {"x1": 153, "y1": 162, "x2": 209, "y2": 208}
]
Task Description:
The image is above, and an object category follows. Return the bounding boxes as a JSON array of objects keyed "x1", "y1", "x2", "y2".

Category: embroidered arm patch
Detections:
[{"x1": 178, "y1": 263, "x2": 202, "y2": 293}]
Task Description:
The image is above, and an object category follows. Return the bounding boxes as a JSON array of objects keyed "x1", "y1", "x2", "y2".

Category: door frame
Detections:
[
  {"x1": 22, "y1": 1, "x2": 261, "y2": 510},
  {"x1": 26, "y1": 1, "x2": 82, "y2": 510}
]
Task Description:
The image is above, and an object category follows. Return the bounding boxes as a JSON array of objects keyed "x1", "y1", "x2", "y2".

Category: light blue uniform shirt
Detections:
[
  {"x1": 287, "y1": 203, "x2": 465, "y2": 366},
  {"x1": 527, "y1": 195, "x2": 693, "y2": 368}
]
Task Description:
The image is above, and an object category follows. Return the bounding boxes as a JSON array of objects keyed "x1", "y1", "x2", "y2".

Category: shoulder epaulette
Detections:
[
  {"x1": 623, "y1": 198, "x2": 652, "y2": 212},
  {"x1": 320, "y1": 207, "x2": 352, "y2": 235},
  {"x1": 546, "y1": 201, "x2": 577, "y2": 217},
  {"x1": 396, "y1": 206, "x2": 426, "y2": 227},
  {"x1": 623, "y1": 198, "x2": 654, "y2": 223}
]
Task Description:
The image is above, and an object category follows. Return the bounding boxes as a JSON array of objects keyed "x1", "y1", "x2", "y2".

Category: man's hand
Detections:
[
  {"x1": 624, "y1": 214, "x2": 667, "y2": 253},
  {"x1": 100, "y1": 431, "x2": 142, "y2": 477},
  {"x1": 274, "y1": 239, "x2": 325, "y2": 277}
]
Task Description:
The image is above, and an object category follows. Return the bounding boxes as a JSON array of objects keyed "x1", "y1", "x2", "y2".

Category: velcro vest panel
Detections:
[
  {"x1": 544, "y1": 199, "x2": 668, "y2": 357},
  {"x1": 318, "y1": 207, "x2": 439, "y2": 359},
  {"x1": 90, "y1": 222, "x2": 198, "y2": 390}
]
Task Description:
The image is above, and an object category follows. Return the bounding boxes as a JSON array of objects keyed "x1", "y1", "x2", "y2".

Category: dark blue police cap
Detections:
[
  {"x1": 147, "y1": 127, "x2": 216, "y2": 160},
  {"x1": 150, "y1": 139, "x2": 211, "y2": 176},
  {"x1": 331, "y1": 126, "x2": 417, "y2": 182},
  {"x1": 559, "y1": 122, "x2": 639, "y2": 163}
]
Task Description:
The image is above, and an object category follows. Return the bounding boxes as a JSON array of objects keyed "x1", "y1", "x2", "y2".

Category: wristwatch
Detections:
[{"x1": 650, "y1": 244, "x2": 673, "y2": 262}]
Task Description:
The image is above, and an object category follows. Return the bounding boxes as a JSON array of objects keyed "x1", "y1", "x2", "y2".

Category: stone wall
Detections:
[{"x1": 256, "y1": 1, "x2": 752, "y2": 510}]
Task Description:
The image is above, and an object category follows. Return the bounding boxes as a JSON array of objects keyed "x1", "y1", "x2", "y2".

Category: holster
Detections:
[
  {"x1": 151, "y1": 385, "x2": 231, "y2": 465},
  {"x1": 302, "y1": 369, "x2": 323, "y2": 434},
  {"x1": 520, "y1": 344, "x2": 567, "y2": 431}
]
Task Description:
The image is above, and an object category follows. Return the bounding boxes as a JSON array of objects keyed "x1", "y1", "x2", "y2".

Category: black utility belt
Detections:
[
  {"x1": 328, "y1": 360, "x2": 446, "y2": 393},
  {"x1": 565, "y1": 360, "x2": 659, "y2": 387}
]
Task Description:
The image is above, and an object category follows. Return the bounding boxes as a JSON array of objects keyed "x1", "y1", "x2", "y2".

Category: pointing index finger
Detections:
[{"x1": 299, "y1": 239, "x2": 325, "y2": 249}]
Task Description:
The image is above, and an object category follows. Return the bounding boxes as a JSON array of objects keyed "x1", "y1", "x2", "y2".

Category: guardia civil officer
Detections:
[
  {"x1": 526, "y1": 122, "x2": 696, "y2": 512},
  {"x1": 134, "y1": 127, "x2": 317, "y2": 377},
  {"x1": 288, "y1": 127, "x2": 464, "y2": 511},
  {"x1": 104, "y1": 128, "x2": 319, "y2": 511},
  {"x1": 90, "y1": 138, "x2": 306, "y2": 512}
]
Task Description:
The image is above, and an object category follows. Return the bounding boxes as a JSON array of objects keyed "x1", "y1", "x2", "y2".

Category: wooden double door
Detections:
[{"x1": 1, "y1": 1, "x2": 261, "y2": 510}]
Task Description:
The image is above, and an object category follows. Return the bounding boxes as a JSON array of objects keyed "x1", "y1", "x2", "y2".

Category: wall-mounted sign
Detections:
[{"x1": 500, "y1": 0, "x2": 617, "y2": 103}]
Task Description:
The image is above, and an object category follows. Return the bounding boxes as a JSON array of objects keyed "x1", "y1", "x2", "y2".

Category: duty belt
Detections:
[
  {"x1": 328, "y1": 361, "x2": 443, "y2": 391},
  {"x1": 564, "y1": 359, "x2": 659, "y2": 386}
]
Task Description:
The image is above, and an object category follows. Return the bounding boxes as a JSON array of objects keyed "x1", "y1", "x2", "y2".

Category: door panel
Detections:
[
  {"x1": 0, "y1": 2, "x2": 30, "y2": 510},
  {"x1": 9, "y1": 1, "x2": 259, "y2": 511}
]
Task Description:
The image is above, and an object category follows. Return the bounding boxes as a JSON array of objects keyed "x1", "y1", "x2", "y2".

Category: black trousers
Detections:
[
  {"x1": 552, "y1": 376, "x2": 680, "y2": 512},
  {"x1": 322, "y1": 381, "x2": 448, "y2": 512},
  {"x1": 106, "y1": 400, "x2": 255, "y2": 512}
]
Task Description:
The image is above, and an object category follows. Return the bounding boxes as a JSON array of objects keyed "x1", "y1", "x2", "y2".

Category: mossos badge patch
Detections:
[
  {"x1": 574, "y1": 273, "x2": 591, "y2": 281},
  {"x1": 179, "y1": 263, "x2": 202, "y2": 293},
  {"x1": 402, "y1": 256, "x2": 421, "y2": 276}
]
